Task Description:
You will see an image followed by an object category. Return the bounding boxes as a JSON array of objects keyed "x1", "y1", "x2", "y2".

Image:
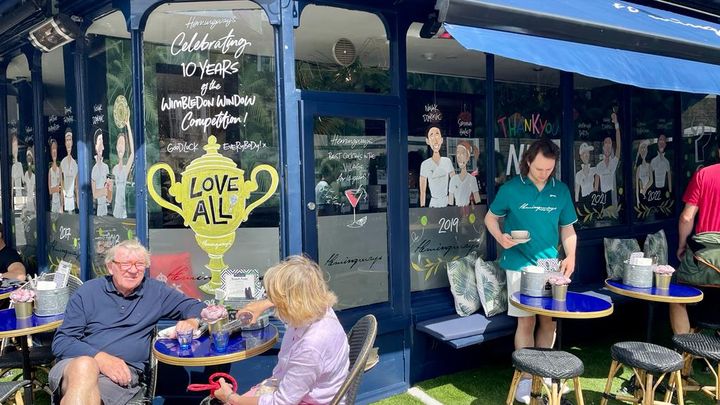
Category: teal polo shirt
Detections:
[{"x1": 489, "y1": 175, "x2": 577, "y2": 271}]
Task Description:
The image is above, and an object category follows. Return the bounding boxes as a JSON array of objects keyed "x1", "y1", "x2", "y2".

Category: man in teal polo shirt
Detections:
[{"x1": 484, "y1": 138, "x2": 577, "y2": 404}]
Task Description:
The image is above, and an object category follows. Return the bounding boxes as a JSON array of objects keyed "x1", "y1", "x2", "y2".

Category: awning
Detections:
[{"x1": 438, "y1": 0, "x2": 720, "y2": 94}]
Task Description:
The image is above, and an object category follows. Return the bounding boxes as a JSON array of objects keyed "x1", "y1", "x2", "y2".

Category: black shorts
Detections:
[{"x1": 688, "y1": 287, "x2": 720, "y2": 327}]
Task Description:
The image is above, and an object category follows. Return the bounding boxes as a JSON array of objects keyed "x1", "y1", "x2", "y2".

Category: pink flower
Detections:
[
  {"x1": 653, "y1": 265, "x2": 675, "y2": 275},
  {"x1": 548, "y1": 275, "x2": 571, "y2": 286},
  {"x1": 201, "y1": 305, "x2": 229, "y2": 323},
  {"x1": 10, "y1": 289, "x2": 35, "y2": 303}
]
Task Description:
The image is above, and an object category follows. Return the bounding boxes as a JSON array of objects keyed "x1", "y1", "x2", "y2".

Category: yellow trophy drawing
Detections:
[{"x1": 147, "y1": 135, "x2": 279, "y2": 294}]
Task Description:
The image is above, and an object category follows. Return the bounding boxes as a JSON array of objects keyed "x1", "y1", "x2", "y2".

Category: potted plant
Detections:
[
  {"x1": 10, "y1": 289, "x2": 35, "y2": 318},
  {"x1": 548, "y1": 275, "x2": 571, "y2": 301},
  {"x1": 653, "y1": 265, "x2": 675, "y2": 290}
]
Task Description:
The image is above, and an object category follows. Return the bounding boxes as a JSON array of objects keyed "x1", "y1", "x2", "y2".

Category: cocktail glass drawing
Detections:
[{"x1": 344, "y1": 187, "x2": 367, "y2": 228}]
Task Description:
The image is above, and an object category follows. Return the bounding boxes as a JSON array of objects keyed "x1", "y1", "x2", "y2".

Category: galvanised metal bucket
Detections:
[
  {"x1": 623, "y1": 260, "x2": 654, "y2": 288},
  {"x1": 34, "y1": 286, "x2": 69, "y2": 316},
  {"x1": 521, "y1": 270, "x2": 553, "y2": 297}
]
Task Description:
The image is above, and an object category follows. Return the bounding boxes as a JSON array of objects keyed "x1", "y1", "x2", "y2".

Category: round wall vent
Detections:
[{"x1": 332, "y1": 38, "x2": 356, "y2": 67}]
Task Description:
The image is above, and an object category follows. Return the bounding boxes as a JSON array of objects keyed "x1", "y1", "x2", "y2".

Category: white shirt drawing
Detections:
[
  {"x1": 49, "y1": 166, "x2": 62, "y2": 213},
  {"x1": 60, "y1": 156, "x2": 78, "y2": 211},
  {"x1": 650, "y1": 153, "x2": 670, "y2": 188},
  {"x1": 91, "y1": 162, "x2": 110, "y2": 216},
  {"x1": 595, "y1": 156, "x2": 618, "y2": 193},
  {"x1": 112, "y1": 164, "x2": 129, "y2": 218},
  {"x1": 11, "y1": 162, "x2": 23, "y2": 197},
  {"x1": 637, "y1": 163, "x2": 651, "y2": 191},
  {"x1": 22, "y1": 171, "x2": 35, "y2": 210},
  {"x1": 420, "y1": 157, "x2": 454, "y2": 208},
  {"x1": 575, "y1": 165, "x2": 597, "y2": 198},
  {"x1": 449, "y1": 173, "x2": 479, "y2": 207}
]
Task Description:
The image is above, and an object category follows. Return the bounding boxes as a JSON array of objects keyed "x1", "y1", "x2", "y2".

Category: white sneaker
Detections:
[
  {"x1": 543, "y1": 377, "x2": 571, "y2": 394},
  {"x1": 515, "y1": 379, "x2": 532, "y2": 404}
]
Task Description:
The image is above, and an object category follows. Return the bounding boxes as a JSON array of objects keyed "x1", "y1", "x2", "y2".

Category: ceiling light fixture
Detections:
[{"x1": 28, "y1": 14, "x2": 82, "y2": 53}]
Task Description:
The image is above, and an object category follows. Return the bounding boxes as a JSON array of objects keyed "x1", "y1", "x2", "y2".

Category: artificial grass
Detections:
[{"x1": 376, "y1": 311, "x2": 719, "y2": 405}]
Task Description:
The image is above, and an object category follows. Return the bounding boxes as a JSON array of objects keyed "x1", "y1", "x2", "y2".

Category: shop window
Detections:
[
  {"x1": 573, "y1": 76, "x2": 624, "y2": 229},
  {"x1": 406, "y1": 22, "x2": 487, "y2": 292},
  {"x1": 313, "y1": 116, "x2": 389, "y2": 308},
  {"x1": 86, "y1": 11, "x2": 134, "y2": 277},
  {"x1": 144, "y1": 1, "x2": 280, "y2": 299},
  {"x1": 631, "y1": 89, "x2": 676, "y2": 223},
  {"x1": 680, "y1": 94, "x2": 717, "y2": 193},
  {"x1": 5, "y1": 54, "x2": 36, "y2": 272},
  {"x1": 295, "y1": 5, "x2": 390, "y2": 93},
  {"x1": 494, "y1": 58, "x2": 562, "y2": 189},
  {"x1": 42, "y1": 45, "x2": 80, "y2": 273}
]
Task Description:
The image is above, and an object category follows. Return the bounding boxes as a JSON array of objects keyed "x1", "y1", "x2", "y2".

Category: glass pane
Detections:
[
  {"x1": 86, "y1": 11, "x2": 136, "y2": 277},
  {"x1": 631, "y1": 89, "x2": 676, "y2": 222},
  {"x1": 573, "y1": 76, "x2": 624, "y2": 228},
  {"x1": 494, "y1": 58, "x2": 562, "y2": 190},
  {"x1": 6, "y1": 54, "x2": 36, "y2": 272},
  {"x1": 406, "y1": 22, "x2": 487, "y2": 292},
  {"x1": 295, "y1": 5, "x2": 390, "y2": 93},
  {"x1": 680, "y1": 94, "x2": 717, "y2": 190},
  {"x1": 314, "y1": 116, "x2": 388, "y2": 309},
  {"x1": 43, "y1": 46, "x2": 80, "y2": 273},
  {"x1": 144, "y1": 1, "x2": 280, "y2": 300}
]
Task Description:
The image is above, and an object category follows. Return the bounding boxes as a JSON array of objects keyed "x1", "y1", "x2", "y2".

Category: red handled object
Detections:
[{"x1": 187, "y1": 372, "x2": 237, "y2": 398}]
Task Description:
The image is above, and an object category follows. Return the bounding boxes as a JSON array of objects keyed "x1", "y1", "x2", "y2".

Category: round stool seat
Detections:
[
  {"x1": 611, "y1": 342, "x2": 683, "y2": 374},
  {"x1": 512, "y1": 348, "x2": 584, "y2": 379},
  {"x1": 673, "y1": 333, "x2": 720, "y2": 362}
]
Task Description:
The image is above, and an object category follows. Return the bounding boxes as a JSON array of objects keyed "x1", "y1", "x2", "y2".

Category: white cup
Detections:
[
  {"x1": 36, "y1": 280, "x2": 56, "y2": 290},
  {"x1": 511, "y1": 230, "x2": 530, "y2": 239}
]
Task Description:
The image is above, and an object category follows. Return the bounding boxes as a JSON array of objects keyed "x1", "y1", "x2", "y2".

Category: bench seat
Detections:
[{"x1": 416, "y1": 282, "x2": 632, "y2": 349}]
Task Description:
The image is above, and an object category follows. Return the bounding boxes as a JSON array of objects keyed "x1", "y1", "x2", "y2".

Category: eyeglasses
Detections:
[{"x1": 112, "y1": 260, "x2": 146, "y2": 272}]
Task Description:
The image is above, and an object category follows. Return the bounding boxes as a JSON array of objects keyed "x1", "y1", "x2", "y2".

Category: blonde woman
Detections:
[
  {"x1": 215, "y1": 256, "x2": 350, "y2": 405},
  {"x1": 448, "y1": 140, "x2": 480, "y2": 207}
]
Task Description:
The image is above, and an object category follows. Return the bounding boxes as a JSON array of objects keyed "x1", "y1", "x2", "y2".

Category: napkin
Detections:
[{"x1": 157, "y1": 326, "x2": 204, "y2": 339}]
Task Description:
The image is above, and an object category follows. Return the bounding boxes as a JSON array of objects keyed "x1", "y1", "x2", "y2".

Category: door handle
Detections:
[{"x1": 307, "y1": 202, "x2": 316, "y2": 211}]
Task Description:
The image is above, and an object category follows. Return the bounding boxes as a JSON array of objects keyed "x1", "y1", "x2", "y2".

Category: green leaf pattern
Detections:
[
  {"x1": 475, "y1": 259, "x2": 508, "y2": 317},
  {"x1": 603, "y1": 237, "x2": 641, "y2": 279},
  {"x1": 447, "y1": 252, "x2": 481, "y2": 317},
  {"x1": 643, "y1": 230, "x2": 668, "y2": 265}
]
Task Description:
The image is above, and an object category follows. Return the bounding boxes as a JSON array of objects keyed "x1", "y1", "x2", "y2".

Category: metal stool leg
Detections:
[
  {"x1": 507, "y1": 370, "x2": 522, "y2": 405},
  {"x1": 601, "y1": 360, "x2": 620, "y2": 405}
]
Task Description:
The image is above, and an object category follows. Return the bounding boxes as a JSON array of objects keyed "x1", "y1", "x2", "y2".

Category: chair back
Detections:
[
  {"x1": 128, "y1": 326, "x2": 159, "y2": 404},
  {"x1": 330, "y1": 314, "x2": 378, "y2": 405}
]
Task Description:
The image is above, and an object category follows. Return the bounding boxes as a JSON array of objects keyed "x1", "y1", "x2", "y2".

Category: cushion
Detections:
[
  {"x1": 643, "y1": 229, "x2": 668, "y2": 265},
  {"x1": 149, "y1": 252, "x2": 203, "y2": 299},
  {"x1": 446, "y1": 251, "x2": 480, "y2": 317},
  {"x1": 475, "y1": 257, "x2": 508, "y2": 317},
  {"x1": 416, "y1": 312, "x2": 516, "y2": 342},
  {"x1": 603, "y1": 237, "x2": 641, "y2": 279}
]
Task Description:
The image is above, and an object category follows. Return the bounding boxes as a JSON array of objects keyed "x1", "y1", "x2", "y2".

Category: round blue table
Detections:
[
  {"x1": 604, "y1": 279, "x2": 704, "y2": 304},
  {"x1": 153, "y1": 324, "x2": 278, "y2": 367},
  {"x1": 0, "y1": 308, "x2": 64, "y2": 404},
  {"x1": 606, "y1": 278, "x2": 703, "y2": 341},
  {"x1": 511, "y1": 291, "x2": 614, "y2": 350}
]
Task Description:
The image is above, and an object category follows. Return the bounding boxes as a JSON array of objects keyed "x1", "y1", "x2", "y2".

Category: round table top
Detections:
[
  {"x1": 153, "y1": 324, "x2": 279, "y2": 367},
  {"x1": 0, "y1": 285, "x2": 20, "y2": 300},
  {"x1": 0, "y1": 308, "x2": 64, "y2": 338},
  {"x1": 605, "y1": 279, "x2": 704, "y2": 304},
  {"x1": 510, "y1": 291, "x2": 614, "y2": 319}
]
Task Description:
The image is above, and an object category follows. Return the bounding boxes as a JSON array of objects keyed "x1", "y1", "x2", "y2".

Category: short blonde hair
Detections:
[
  {"x1": 104, "y1": 239, "x2": 151, "y2": 267},
  {"x1": 264, "y1": 255, "x2": 337, "y2": 327}
]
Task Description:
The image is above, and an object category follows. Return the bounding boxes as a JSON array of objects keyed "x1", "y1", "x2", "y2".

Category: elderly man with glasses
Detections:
[{"x1": 50, "y1": 239, "x2": 206, "y2": 405}]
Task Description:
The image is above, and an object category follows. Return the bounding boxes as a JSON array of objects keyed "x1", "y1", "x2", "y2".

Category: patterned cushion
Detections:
[
  {"x1": 643, "y1": 229, "x2": 668, "y2": 265},
  {"x1": 603, "y1": 237, "x2": 641, "y2": 279},
  {"x1": 475, "y1": 257, "x2": 508, "y2": 317},
  {"x1": 447, "y1": 251, "x2": 480, "y2": 317}
]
